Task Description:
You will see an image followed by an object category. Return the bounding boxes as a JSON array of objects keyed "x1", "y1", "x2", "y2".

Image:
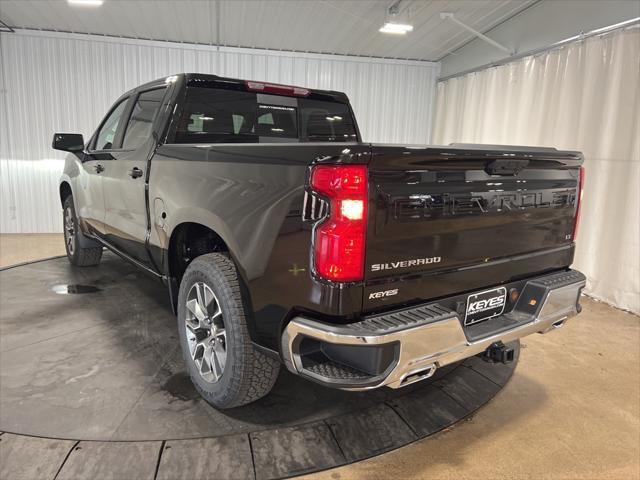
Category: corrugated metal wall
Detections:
[{"x1": 0, "y1": 30, "x2": 439, "y2": 233}]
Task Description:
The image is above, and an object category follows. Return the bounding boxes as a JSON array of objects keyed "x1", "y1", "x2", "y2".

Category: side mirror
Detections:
[{"x1": 52, "y1": 133, "x2": 85, "y2": 152}]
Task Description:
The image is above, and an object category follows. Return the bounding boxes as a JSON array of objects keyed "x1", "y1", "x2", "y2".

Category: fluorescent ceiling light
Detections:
[
  {"x1": 68, "y1": 0, "x2": 104, "y2": 6},
  {"x1": 379, "y1": 22, "x2": 413, "y2": 34}
]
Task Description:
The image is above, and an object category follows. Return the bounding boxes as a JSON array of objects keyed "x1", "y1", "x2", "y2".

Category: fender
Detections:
[{"x1": 59, "y1": 162, "x2": 100, "y2": 249}]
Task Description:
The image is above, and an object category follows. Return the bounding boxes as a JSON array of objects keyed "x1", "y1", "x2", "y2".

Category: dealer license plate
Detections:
[{"x1": 464, "y1": 287, "x2": 507, "y2": 326}]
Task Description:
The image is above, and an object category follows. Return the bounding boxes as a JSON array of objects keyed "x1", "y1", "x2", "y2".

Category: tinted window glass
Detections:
[
  {"x1": 122, "y1": 88, "x2": 166, "y2": 149},
  {"x1": 299, "y1": 99, "x2": 358, "y2": 142},
  {"x1": 255, "y1": 105, "x2": 297, "y2": 137},
  {"x1": 175, "y1": 89, "x2": 260, "y2": 143},
  {"x1": 173, "y1": 87, "x2": 356, "y2": 144},
  {"x1": 94, "y1": 99, "x2": 128, "y2": 150}
]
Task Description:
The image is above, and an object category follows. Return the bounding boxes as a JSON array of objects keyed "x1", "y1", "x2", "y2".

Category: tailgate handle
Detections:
[{"x1": 485, "y1": 159, "x2": 529, "y2": 176}]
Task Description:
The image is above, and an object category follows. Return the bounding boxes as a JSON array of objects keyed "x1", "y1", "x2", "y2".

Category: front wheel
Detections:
[
  {"x1": 62, "y1": 196, "x2": 103, "y2": 267},
  {"x1": 177, "y1": 253, "x2": 280, "y2": 409}
]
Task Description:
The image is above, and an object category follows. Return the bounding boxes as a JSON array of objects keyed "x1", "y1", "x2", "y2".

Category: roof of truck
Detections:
[{"x1": 134, "y1": 73, "x2": 351, "y2": 104}]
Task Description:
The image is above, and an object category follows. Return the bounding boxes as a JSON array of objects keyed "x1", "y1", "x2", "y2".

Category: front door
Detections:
[
  {"x1": 80, "y1": 97, "x2": 130, "y2": 235},
  {"x1": 101, "y1": 87, "x2": 168, "y2": 269}
]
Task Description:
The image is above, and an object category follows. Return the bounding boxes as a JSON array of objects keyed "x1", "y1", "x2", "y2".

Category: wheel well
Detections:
[
  {"x1": 168, "y1": 223, "x2": 229, "y2": 282},
  {"x1": 60, "y1": 182, "x2": 72, "y2": 205}
]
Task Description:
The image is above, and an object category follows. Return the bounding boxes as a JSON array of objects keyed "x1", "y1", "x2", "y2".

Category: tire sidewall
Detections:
[{"x1": 177, "y1": 257, "x2": 244, "y2": 406}]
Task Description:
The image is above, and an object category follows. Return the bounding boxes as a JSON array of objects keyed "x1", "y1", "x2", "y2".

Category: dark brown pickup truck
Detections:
[{"x1": 54, "y1": 73, "x2": 586, "y2": 408}]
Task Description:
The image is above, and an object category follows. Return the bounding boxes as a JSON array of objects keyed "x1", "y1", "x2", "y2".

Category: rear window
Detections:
[
  {"x1": 299, "y1": 98, "x2": 357, "y2": 141},
  {"x1": 173, "y1": 87, "x2": 357, "y2": 143}
]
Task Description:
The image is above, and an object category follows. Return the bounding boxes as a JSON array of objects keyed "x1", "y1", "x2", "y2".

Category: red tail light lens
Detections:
[
  {"x1": 245, "y1": 80, "x2": 310, "y2": 97},
  {"x1": 572, "y1": 166, "x2": 585, "y2": 240},
  {"x1": 310, "y1": 165, "x2": 368, "y2": 282}
]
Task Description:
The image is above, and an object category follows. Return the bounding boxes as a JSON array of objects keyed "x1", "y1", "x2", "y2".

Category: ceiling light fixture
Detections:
[
  {"x1": 379, "y1": 0, "x2": 413, "y2": 35},
  {"x1": 68, "y1": 0, "x2": 104, "y2": 6},
  {"x1": 379, "y1": 22, "x2": 413, "y2": 35}
]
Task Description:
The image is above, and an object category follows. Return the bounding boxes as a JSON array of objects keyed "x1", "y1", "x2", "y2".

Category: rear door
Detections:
[
  {"x1": 101, "y1": 86, "x2": 168, "y2": 268},
  {"x1": 363, "y1": 144, "x2": 583, "y2": 311}
]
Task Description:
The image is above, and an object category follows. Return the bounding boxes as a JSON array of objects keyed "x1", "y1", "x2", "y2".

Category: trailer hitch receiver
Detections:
[{"x1": 482, "y1": 342, "x2": 515, "y2": 364}]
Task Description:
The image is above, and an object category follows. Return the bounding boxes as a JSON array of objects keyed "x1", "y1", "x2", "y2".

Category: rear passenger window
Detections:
[{"x1": 122, "y1": 88, "x2": 166, "y2": 149}]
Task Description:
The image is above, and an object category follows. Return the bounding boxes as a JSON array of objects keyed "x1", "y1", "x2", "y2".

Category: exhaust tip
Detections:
[{"x1": 400, "y1": 364, "x2": 437, "y2": 386}]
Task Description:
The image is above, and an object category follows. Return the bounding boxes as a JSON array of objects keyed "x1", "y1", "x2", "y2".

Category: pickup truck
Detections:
[{"x1": 53, "y1": 73, "x2": 586, "y2": 408}]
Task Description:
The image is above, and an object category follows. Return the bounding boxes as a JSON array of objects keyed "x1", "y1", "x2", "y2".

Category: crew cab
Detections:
[{"x1": 53, "y1": 73, "x2": 586, "y2": 408}]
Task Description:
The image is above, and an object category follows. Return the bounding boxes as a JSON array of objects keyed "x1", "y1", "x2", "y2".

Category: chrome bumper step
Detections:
[{"x1": 281, "y1": 269, "x2": 586, "y2": 391}]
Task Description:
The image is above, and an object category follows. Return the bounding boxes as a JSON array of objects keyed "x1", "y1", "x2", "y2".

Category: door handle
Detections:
[
  {"x1": 128, "y1": 167, "x2": 143, "y2": 179},
  {"x1": 93, "y1": 164, "x2": 104, "y2": 174}
]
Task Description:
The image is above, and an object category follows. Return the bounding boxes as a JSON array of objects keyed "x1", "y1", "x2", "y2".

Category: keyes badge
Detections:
[{"x1": 464, "y1": 287, "x2": 507, "y2": 325}]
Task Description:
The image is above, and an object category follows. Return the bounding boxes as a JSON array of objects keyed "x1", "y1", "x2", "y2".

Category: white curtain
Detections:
[{"x1": 433, "y1": 27, "x2": 640, "y2": 314}]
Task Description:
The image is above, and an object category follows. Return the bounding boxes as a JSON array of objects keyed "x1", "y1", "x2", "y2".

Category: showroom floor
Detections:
[{"x1": 1, "y1": 234, "x2": 638, "y2": 480}]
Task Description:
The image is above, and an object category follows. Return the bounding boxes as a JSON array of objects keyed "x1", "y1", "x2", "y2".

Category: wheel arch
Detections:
[
  {"x1": 165, "y1": 221, "x2": 259, "y2": 343},
  {"x1": 167, "y1": 221, "x2": 233, "y2": 282},
  {"x1": 59, "y1": 181, "x2": 73, "y2": 205}
]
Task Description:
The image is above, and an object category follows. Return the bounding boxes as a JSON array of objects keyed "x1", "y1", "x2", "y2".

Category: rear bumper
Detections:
[{"x1": 281, "y1": 269, "x2": 585, "y2": 390}]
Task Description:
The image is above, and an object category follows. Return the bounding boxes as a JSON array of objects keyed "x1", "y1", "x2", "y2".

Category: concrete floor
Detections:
[
  {"x1": 1, "y1": 234, "x2": 639, "y2": 479},
  {"x1": 0, "y1": 233, "x2": 66, "y2": 268}
]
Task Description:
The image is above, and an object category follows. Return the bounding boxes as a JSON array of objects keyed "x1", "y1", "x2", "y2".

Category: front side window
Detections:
[
  {"x1": 94, "y1": 98, "x2": 128, "y2": 150},
  {"x1": 122, "y1": 88, "x2": 167, "y2": 149},
  {"x1": 173, "y1": 86, "x2": 356, "y2": 144}
]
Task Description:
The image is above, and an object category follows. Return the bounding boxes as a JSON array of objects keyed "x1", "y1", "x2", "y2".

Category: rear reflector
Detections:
[
  {"x1": 245, "y1": 80, "x2": 310, "y2": 97},
  {"x1": 310, "y1": 165, "x2": 368, "y2": 282},
  {"x1": 572, "y1": 166, "x2": 585, "y2": 240}
]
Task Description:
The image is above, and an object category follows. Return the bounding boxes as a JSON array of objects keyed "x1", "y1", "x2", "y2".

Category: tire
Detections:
[
  {"x1": 177, "y1": 253, "x2": 280, "y2": 408},
  {"x1": 62, "y1": 195, "x2": 103, "y2": 266}
]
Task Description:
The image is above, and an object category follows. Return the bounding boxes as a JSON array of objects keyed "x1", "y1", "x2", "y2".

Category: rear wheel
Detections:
[
  {"x1": 62, "y1": 196, "x2": 103, "y2": 266},
  {"x1": 177, "y1": 253, "x2": 280, "y2": 408}
]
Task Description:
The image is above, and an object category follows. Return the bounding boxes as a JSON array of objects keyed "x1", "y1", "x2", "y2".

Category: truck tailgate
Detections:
[{"x1": 363, "y1": 144, "x2": 583, "y2": 312}]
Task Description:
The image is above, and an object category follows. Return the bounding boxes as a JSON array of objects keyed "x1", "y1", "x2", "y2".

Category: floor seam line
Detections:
[
  {"x1": 246, "y1": 432, "x2": 257, "y2": 480},
  {"x1": 324, "y1": 419, "x2": 348, "y2": 463},
  {"x1": 465, "y1": 364, "x2": 505, "y2": 387},
  {"x1": 384, "y1": 400, "x2": 420, "y2": 438},
  {"x1": 436, "y1": 383, "x2": 469, "y2": 410},
  {"x1": 108, "y1": 345, "x2": 180, "y2": 440},
  {"x1": 52, "y1": 439, "x2": 80, "y2": 480},
  {"x1": 1, "y1": 324, "x2": 104, "y2": 353},
  {"x1": 153, "y1": 440, "x2": 166, "y2": 480}
]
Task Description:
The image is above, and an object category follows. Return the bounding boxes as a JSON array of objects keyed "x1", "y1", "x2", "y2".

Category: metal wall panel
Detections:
[{"x1": 0, "y1": 30, "x2": 438, "y2": 233}]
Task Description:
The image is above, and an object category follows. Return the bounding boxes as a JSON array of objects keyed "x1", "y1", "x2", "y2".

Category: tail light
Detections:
[
  {"x1": 572, "y1": 166, "x2": 585, "y2": 240},
  {"x1": 310, "y1": 165, "x2": 368, "y2": 282},
  {"x1": 245, "y1": 80, "x2": 310, "y2": 97}
]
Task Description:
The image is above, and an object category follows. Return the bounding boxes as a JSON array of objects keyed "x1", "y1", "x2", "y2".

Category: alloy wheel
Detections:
[
  {"x1": 184, "y1": 282, "x2": 227, "y2": 383},
  {"x1": 64, "y1": 206, "x2": 75, "y2": 255}
]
